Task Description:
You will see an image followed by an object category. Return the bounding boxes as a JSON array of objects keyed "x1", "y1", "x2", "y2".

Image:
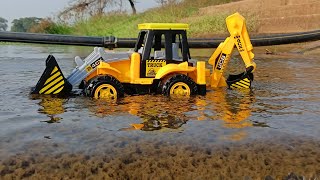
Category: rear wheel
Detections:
[
  {"x1": 85, "y1": 76, "x2": 124, "y2": 100},
  {"x1": 162, "y1": 74, "x2": 197, "y2": 97}
]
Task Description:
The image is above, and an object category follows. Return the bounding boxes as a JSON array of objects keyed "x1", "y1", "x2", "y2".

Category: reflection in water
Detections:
[
  {"x1": 206, "y1": 89, "x2": 257, "y2": 141},
  {"x1": 34, "y1": 96, "x2": 67, "y2": 123},
  {"x1": 206, "y1": 89, "x2": 255, "y2": 129},
  {"x1": 222, "y1": 131, "x2": 248, "y2": 141},
  {"x1": 31, "y1": 88, "x2": 261, "y2": 140},
  {"x1": 130, "y1": 97, "x2": 190, "y2": 131},
  {"x1": 89, "y1": 96, "x2": 191, "y2": 131},
  {"x1": 132, "y1": 114, "x2": 187, "y2": 131},
  {"x1": 86, "y1": 88, "x2": 258, "y2": 136},
  {"x1": 32, "y1": 88, "x2": 259, "y2": 134}
]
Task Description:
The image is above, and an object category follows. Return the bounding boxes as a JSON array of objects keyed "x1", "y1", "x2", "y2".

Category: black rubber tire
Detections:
[
  {"x1": 78, "y1": 80, "x2": 85, "y2": 89},
  {"x1": 162, "y1": 74, "x2": 198, "y2": 96},
  {"x1": 85, "y1": 75, "x2": 124, "y2": 99}
]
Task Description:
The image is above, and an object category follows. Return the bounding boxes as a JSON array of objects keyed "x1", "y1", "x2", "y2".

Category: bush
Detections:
[{"x1": 29, "y1": 19, "x2": 73, "y2": 34}]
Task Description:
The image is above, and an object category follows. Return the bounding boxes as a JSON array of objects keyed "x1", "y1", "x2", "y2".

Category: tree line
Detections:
[{"x1": 0, "y1": 17, "x2": 43, "y2": 32}]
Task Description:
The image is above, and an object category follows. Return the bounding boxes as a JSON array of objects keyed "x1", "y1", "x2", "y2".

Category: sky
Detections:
[{"x1": 0, "y1": 0, "x2": 158, "y2": 26}]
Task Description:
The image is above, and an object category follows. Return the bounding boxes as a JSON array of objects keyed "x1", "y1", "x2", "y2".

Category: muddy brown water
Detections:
[{"x1": 0, "y1": 45, "x2": 319, "y2": 179}]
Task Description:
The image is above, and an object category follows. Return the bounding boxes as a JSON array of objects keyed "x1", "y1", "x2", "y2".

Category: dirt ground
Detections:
[
  {"x1": 0, "y1": 134, "x2": 319, "y2": 179},
  {"x1": 187, "y1": 0, "x2": 320, "y2": 53},
  {"x1": 198, "y1": 0, "x2": 320, "y2": 33}
]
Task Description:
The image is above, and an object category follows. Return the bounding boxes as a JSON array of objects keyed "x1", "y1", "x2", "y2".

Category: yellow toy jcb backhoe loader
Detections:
[{"x1": 31, "y1": 12, "x2": 256, "y2": 99}]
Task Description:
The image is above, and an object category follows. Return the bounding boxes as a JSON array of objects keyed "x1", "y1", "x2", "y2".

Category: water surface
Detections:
[{"x1": 0, "y1": 45, "x2": 319, "y2": 179}]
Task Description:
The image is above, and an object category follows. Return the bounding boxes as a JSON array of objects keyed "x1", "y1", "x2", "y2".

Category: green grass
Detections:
[
  {"x1": 188, "y1": 13, "x2": 229, "y2": 36},
  {"x1": 44, "y1": 23, "x2": 73, "y2": 34},
  {"x1": 29, "y1": 19, "x2": 73, "y2": 35},
  {"x1": 41, "y1": 0, "x2": 257, "y2": 38}
]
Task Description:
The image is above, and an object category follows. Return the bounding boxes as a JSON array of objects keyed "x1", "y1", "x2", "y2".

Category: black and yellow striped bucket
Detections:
[
  {"x1": 31, "y1": 55, "x2": 72, "y2": 95},
  {"x1": 226, "y1": 72, "x2": 253, "y2": 90}
]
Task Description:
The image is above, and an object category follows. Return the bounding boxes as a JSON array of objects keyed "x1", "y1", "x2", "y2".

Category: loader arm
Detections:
[
  {"x1": 208, "y1": 13, "x2": 256, "y2": 89},
  {"x1": 31, "y1": 47, "x2": 130, "y2": 95}
]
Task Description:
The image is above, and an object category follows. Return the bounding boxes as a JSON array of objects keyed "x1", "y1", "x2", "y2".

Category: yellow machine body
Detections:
[
  {"x1": 86, "y1": 23, "x2": 194, "y2": 85},
  {"x1": 85, "y1": 53, "x2": 206, "y2": 86}
]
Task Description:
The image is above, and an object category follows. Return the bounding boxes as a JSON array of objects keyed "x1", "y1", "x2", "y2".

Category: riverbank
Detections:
[
  {"x1": 33, "y1": 0, "x2": 252, "y2": 37},
  {"x1": 33, "y1": 0, "x2": 320, "y2": 38}
]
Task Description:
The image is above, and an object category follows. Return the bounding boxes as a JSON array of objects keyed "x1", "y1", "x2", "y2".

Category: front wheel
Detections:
[
  {"x1": 85, "y1": 76, "x2": 124, "y2": 100},
  {"x1": 162, "y1": 74, "x2": 198, "y2": 97}
]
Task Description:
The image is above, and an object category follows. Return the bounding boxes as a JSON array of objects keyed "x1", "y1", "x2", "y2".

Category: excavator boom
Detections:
[{"x1": 208, "y1": 13, "x2": 256, "y2": 89}]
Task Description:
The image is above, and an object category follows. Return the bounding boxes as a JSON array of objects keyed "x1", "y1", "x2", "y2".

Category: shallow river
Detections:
[{"x1": 0, "y1": 45, "x2": 319, "y2": 179}]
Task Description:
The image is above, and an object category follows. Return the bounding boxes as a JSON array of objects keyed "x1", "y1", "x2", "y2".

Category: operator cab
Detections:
[{"x1": 134, "y1": 23, "x2": 192, "y2": 78}]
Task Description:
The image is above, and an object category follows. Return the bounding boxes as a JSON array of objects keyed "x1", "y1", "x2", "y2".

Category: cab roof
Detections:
[{"x1": 138, "y1": 23, "x2": 189, "y2": 30}]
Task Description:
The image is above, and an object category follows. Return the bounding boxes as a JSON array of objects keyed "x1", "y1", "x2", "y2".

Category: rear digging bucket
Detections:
[
  {"x1": 31, "y1": 55, "x2": 72, "y2": 95},
  {"x1": 227, "y1": 72, "x2": 253, "y2": 89}
]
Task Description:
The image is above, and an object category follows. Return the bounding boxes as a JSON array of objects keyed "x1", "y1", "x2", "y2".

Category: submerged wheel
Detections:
[
  {"x1": 94, "y1": 84, "x2": 118, "y2": 99},
  {"x1": 85, "y1": 75, "x2": 124, "y2": 99},
  {"x1": 162, "y1": 74, "x2": 198, "y2": 97}
]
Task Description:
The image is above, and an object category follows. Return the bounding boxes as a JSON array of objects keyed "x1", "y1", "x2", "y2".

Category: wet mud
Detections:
[{"x1": 1, "y1": 134, "x2": 320, "y2": 179}]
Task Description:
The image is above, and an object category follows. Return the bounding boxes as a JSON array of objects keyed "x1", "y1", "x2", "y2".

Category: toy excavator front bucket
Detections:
[
  {"x1": 31, "y1": 55, "x2": 72, "y2": 95},
  {"x1": 226, "y1": 72, "x2": 253, "y2": 90}
]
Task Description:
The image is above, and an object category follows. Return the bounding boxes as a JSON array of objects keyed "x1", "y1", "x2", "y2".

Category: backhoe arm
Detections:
[
  {"x1": 227, "y1": 13, "x2": 256, "y2": 73},
  {"x1": 208, "y1": 13, "x2": 256, "y2": 89}
]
